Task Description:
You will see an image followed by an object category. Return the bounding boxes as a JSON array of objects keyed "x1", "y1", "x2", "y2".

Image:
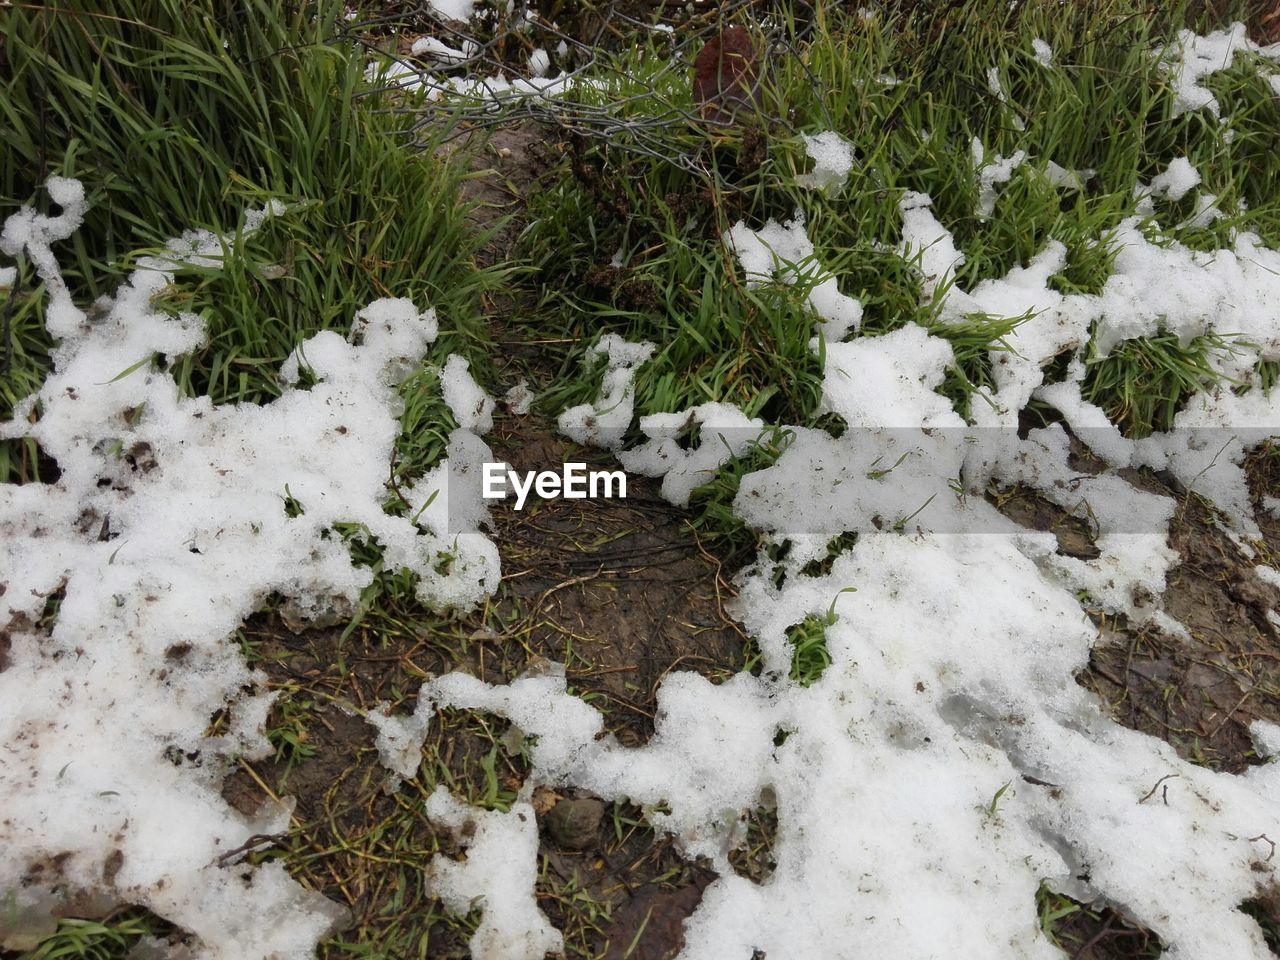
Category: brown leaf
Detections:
[{"x1": 692, "y1": 26, "x2": 759, "y2": 125}]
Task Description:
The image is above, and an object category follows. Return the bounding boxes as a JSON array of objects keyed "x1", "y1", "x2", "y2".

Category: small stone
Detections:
[{"x1": 544, "y1": 797, "x2": 604, "y2": 851}]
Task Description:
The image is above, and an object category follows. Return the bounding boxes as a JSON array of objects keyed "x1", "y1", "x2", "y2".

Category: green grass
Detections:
[
  {"x1": 12, "y1": 909, "x2": 171, "y2": 960},
  {"x1": 1, "y1": 0, "x2": 501, "y2": 482},
  {"x1": 1035, "y1": 882, "x2": 1163, "y2": 957},
  {"x1": 517, "y1": 0, "x2": 1280, "y2": 540},
  {"x1": 1080, "y1": 329, "x2": 1247, "y2": 437},
  {"x1": 783, "y1": 611, "x2": 834, "y2": 686}
]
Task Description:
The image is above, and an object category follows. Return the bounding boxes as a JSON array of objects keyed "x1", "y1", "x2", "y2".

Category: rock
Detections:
[{"x1": 543, "y1": 797, "x2": 604, "y2": 851}]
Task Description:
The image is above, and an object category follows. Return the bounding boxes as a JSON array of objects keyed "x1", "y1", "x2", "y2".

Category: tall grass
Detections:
[
  {"x1": 1, "y1": 0, "x2": 500, "y2": 481},
  {"x1": 524, "y1": 0, "x2": 1280, "y2": 390},
  {"x1": 519, "y1": 0, "x2": 1280, "y2": 534}
]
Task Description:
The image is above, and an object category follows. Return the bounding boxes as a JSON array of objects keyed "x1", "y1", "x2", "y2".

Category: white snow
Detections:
[
  {"x1": 898, "y1": 191, "x2": 969, "y2": 305},
  {"x1": 1159, "y1": 22, "x2": 1280, "y2": 117},
  {"x1": 1255, "y1": 565, "x2": 1280, "y2": 589},
  {"x1": 985, "y1": 66, "x2": 1026, "y2": 130},
  {"x1": 527, "y1": 47, "x2": 550, "y2": 78},
  {"x1": 821, "y1": 324, "x2": 963, "y2": 429},
  {"x1": 0, "y1": 176, "x2": 90, "y2": 336},
  {"x1": 442, "y1": 353, "x2": 495, "y2": 433},
  {"x1": 424, "y1": 788, "x2": 563, "y2": 960},
  {"x1": 1253, "y1": 720, "x2": 1280, "y2": 759},
  {"x1": 1041, "y1": 160, "x2": 1091, "y2": 192},
  {"x1": 726, "y1": 214, "x2": 863, "y2": 341},
  {"x1": 796, "y1": 131, "x2": 855, "y2": 194},
  {"x1": 427, "y1": 0, "x2": 474, "y2": 21},
  {"x1": 0, "y1": 181, "x2": 501, "y2": 956},
  {"x1": 411, "y1": 35, "x2": 474, "y2": 65},
  {"x1": 1147, "y1": 156, "x2": 1202, "y2": 201},
  {"x1": 556, "y1": 334, "x2": 655, "y2": 449},
  {"x1": 617, "y1": 403, "x2": 764, "y2": 506},
  {"x1": 971, "y1": 137, "x2": 1027, "y2": 218},
  {"x1": 502, "y1": 379, "x2": 535, "y2": 415}
]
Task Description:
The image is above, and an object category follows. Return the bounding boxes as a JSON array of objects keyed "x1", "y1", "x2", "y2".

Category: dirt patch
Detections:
[
  {"x1": 214, "y1": 401, "x2": 749, "y2": 954},
  {"x1": 987, "y1": 484, "x2": 1103, "y2": 561},
  {"x1": 1040, "y1": 892, "x2": 1165, "y2": 960},
  {"x1": 480, "y1": 414, "x2": 749, "y2": 744},
  {"x1": 1081, "y1": 488, "x2": 1280, "y2": 775},
  {"x1": 534, "y1": 796, "x2": 717, "y2": 960}
]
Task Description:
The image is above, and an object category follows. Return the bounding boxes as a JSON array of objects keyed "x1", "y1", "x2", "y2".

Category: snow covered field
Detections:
[{"x1": 7, "y1": 4, "x2": 1280, "y2": 959}]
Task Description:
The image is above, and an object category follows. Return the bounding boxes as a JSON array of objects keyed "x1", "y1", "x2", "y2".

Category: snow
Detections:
[
  {"x1": 1147, "y1": 156, "x2": 1202, "y2": 201},
  {"x1": 1159, "y1": 22, "x2": 1280, "y2": 117},
  {"x1": 889, "y1": 166, "x2": 1280, "y2": 538},
  {"x1": 726, "y1": 214, "x2": 863, "y2": 341},
  {"x1": 502, "y1": 379, "x2": 535, "y2": 414},
  {"x1": 382, "y1": 532, "x2": 1280, "y2": 960},
  {"x1": 1252, "y1": 720, "x2": 1280, "y2": 758},
  {"x1": 821, "y1": 324, "x2": 962, "y2": 429},
  {"x1": 0, "y1": 175, "x2": 89, "y2": 336},
  {"x1": 442, "y1": 353, "x2": 495, "y2": 433},
  {"x1": 424, "y1": 787, "x2": 563, "y2": 960},
  {"x1": 985, "y1": 65, "x2": 1026, "y2": 130},
  {"x1": 556, "y1": 333, "x2": 655, "y2": 449},
  {"x1": 617, "y1": 402, "x2": 764, "y2": 506},
  {"x1": 527, "y1": 47, "x2": 550, "y2": 78},
  {"x1": 427, "y1": 0, "x2": 474, "y2": 21},
  {"x1": 411, "y1": 35, "x2": 475, "y2": 65},
  {"x1": 971, "y1": 137, "x2": 1027, "y2": 218},
  {"x1": 797, "y1": 131, "x2": 854, "y2": 194},
  {"x1": 898, "y1": 191, "x2": 968, "y2": 305},
  {"x1": 1041, "y1": 160, "x2": 1091, "y2": 191},
  {"x1": 0, "y1": 180, "x2": 501, "y2": 957}
]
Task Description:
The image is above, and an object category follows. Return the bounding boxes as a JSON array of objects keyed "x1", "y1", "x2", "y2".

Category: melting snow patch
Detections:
[
  {"x1": 985, "y1": 65, "x2": 1026, "y2": 130},
  {"x1": 1146, "y1": 156, "x2": 1202, "y2": 202},
  {"x1": 618, "y1": 403, "x2": 764, "y2": 506},
  {"x1": 0, "y1": 180, "x2": 500, "y2": 955},
  {"x1": 411, "y1": 35, "x2": 475, "y2": 65},
  {"x1": 442, "y1": 353, "x2": 496, "y2": 434},
  {"x1": 428, "y1": 0, "x2": 474, "y2": 21},
  {"x1": 424, "y1": 788, "x2": 564, "y2": 960},
  {"x1": 726, "y1": 215, "x2": 863, "y2": 341},
  {"x1": 1160, "y1": 22, "x2": 1280, "y2": 117},
  {"x1": 971, "y1": 137, "x2": 1027, "y2": 218},
  {"x1": 502, "y1": 379, "x2": 535, "y2": 415},
  {"x1": 796, "y1": 131, "x2": 855, "y2": 194},
  {"x1": 557, "y1": 334, "x2": 655, "y2": 449}
]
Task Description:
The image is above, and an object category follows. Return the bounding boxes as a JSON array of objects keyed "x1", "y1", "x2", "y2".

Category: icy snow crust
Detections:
[{"x1": 11, "y1": 24, "x2": 1280, "y2": 960}]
